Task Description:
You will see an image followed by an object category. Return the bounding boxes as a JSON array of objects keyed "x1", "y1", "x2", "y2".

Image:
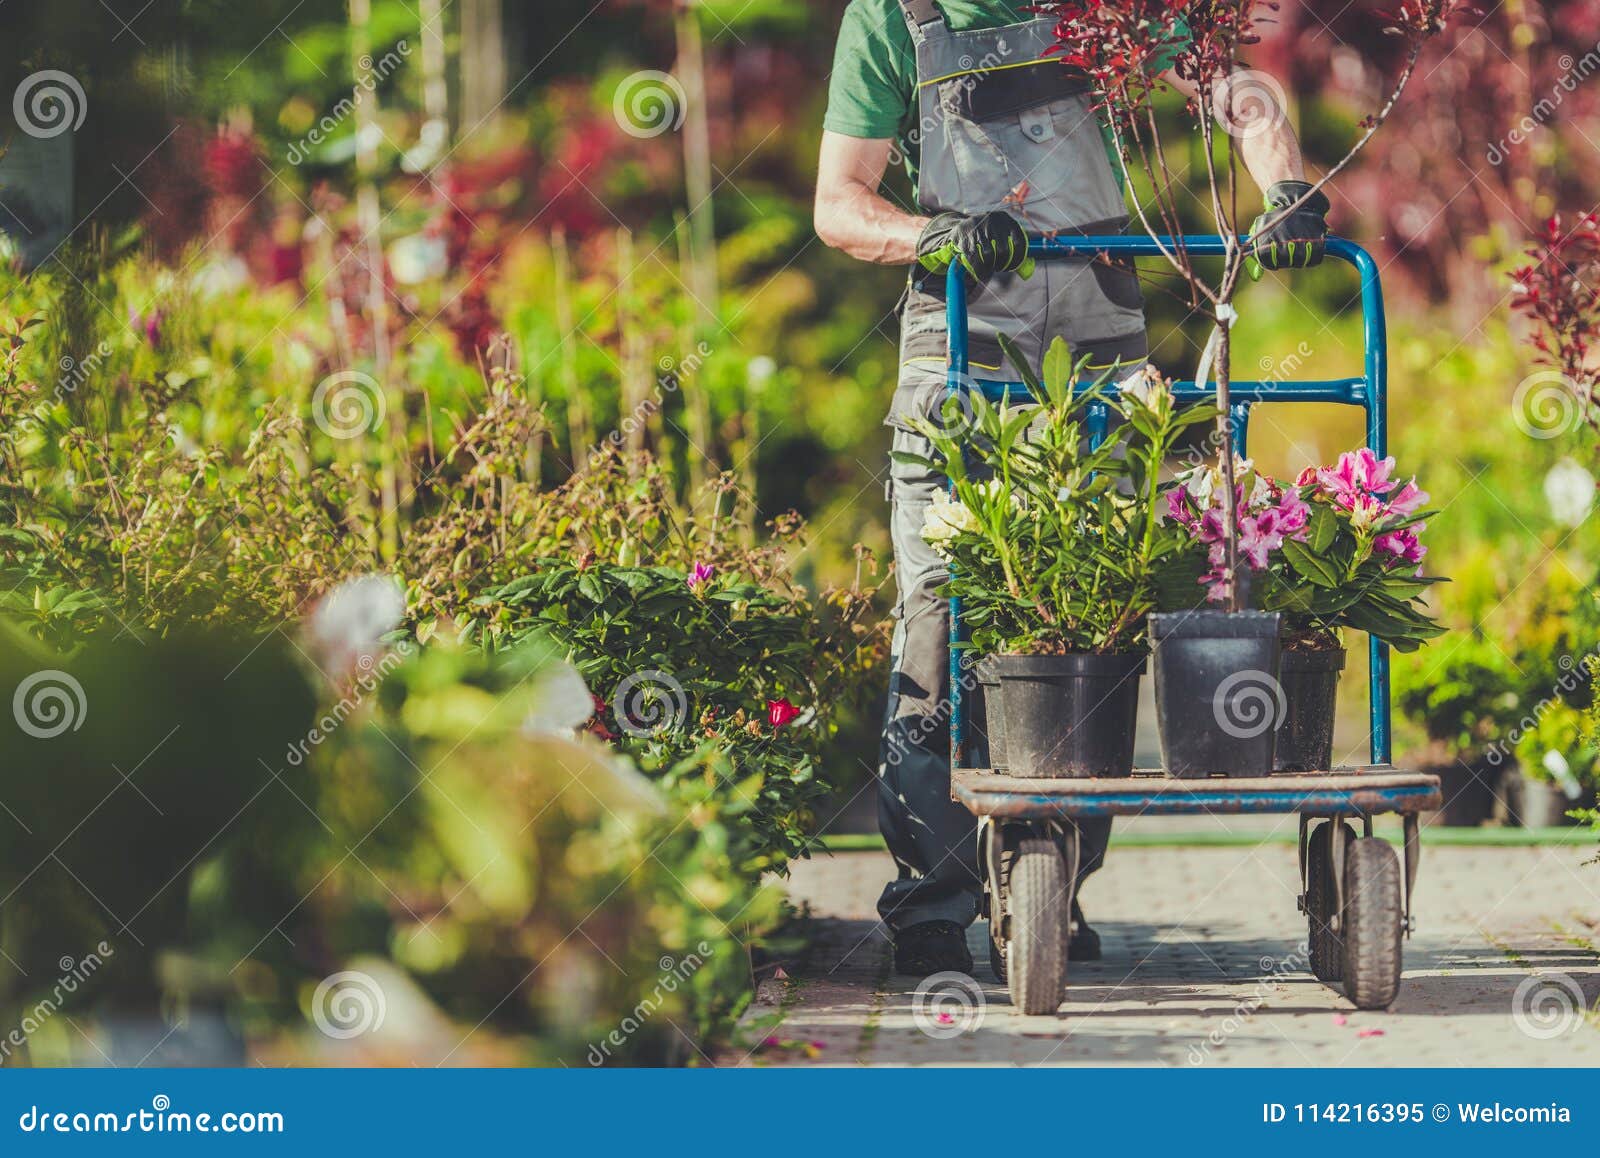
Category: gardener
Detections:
[{"x1": 815, "y1": 0, "x2": 1328, "y2": 976}]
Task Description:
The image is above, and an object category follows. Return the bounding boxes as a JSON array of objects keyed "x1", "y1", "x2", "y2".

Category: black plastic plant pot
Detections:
[
  {"x1": 972, "y1": 656, "x2": 1008, "y2": 771},
  {"x1": 1273, "y1": 648, "x2": 1346, "y2": 773},
  {"x1": 1149, "y1": 611, "x2": 1283, "y2": 778},
  {"x1": 989, "y1": 653, "x2": 1146, "y2": 779}
]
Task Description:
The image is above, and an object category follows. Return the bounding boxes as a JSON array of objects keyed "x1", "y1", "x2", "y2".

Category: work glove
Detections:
[
  {"x1": 1249, "y1": 180, "x2": 1330, "y2": 273},
  {"x1": 916, "y1": 211, "x2": 1034, "y2": 282}
]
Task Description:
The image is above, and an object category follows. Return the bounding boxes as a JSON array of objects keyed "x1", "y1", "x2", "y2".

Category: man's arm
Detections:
[
  {"x1": 814, "y1": 131, "x2": 928, "y2": 265},
  {"x1": 1163, "y1": 69, "x2": 1307, "y2": 190}
]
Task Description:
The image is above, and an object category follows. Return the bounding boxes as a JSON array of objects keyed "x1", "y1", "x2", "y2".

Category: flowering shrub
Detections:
[
  {"x1": 1165, "y1": 449, "x2": 1447, "y2": 651},
  {"x1": 471, "y1": 559, "x2": 861, "y2": 865},
  {"x1": 907, "y1": 350, "x2": 1216, "y2": 655}
]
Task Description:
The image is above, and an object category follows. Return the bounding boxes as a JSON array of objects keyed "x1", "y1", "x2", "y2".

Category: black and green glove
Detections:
[
  {"x1": 916, "y1": 211, "x2": 1034, "y2": 281},
  {"x1": 1249, "y1": 180, "x2": 1330, "y2": 272}
]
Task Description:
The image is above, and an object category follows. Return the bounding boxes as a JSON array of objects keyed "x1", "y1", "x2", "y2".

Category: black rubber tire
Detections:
[
  {"x1": 1008, "y1": 837, "x2": 1068, "y2": 1015},
  {"x1": 1306, "y1": 820, "x2": 1354, "y2": 983},
  {"x1": 1341, "y1": 836, "x2": 1404, "y2": 1010},
  {"x1": 988, "y1": 930, "x2": 1007, "y2": 983}
]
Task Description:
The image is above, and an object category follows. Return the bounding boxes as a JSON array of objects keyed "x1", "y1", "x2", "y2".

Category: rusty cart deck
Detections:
[{"x1": 952, "y1": 765, "x2": 1441, "y2": 819}]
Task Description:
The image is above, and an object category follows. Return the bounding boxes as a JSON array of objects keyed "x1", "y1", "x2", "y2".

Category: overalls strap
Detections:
[{"x1": 896, "y1": 0, "x2": 944, "y2": 34}]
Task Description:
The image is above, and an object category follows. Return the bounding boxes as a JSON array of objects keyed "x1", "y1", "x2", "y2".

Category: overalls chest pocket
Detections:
[{"x1": 935, "y1": 62, "x2": 1126, "y2": 230}]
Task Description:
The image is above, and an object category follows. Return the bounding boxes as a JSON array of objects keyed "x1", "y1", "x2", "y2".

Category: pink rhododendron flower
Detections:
[
  {"x1": 687, "y1": 561, "x2": 714, "y2": 592},
  {"x1": 1318, "y1": 448, "x2": 1398, "y2": 506},
  {"x1": 1374, "y1": 527, "x2": 1427, "y2": 565},
  {"x1": 1276, "y1": 486, "x2": 1310, "y2": 538},
  {"x1": 767, "y1": 698, "x2": 801, "y2": 728},
  {"x1": 1386, "y1": 480, "x2": 1429, "y2": 517},
  {"x1": 1238, "y1": 508, "x2": 1285, "y2": 569}
]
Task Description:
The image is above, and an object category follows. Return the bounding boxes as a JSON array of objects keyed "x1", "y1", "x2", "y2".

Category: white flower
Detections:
[
  {"x1": 1119, "y1": 365, "x2": 1171, "y2": 415},
  {"x1": 307, "y1": 574, "x2": 407, "y2": 677},
  {"x1": 921, "y1": 491, "x2": 979, "y2": 546},
  {"x1": 1543, "y1": 457, "x2": 1595, "y2": 528},
  {"x1": 388, "y1": 234, "x2": 449, "y2": 286},
  {"x1": 523, "y1": 662, "x2": 596, "y2": 736}
]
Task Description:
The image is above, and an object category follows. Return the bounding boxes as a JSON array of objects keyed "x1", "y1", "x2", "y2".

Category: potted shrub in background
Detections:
[
  {"x1": 1508, "y1": 704, "x2": 1598, "y2": 828},
  {"x1": 1165, "y1": 449, "x2": 1446, "y2": 772},
  {"x1": 908, "y1": 348, "x2": 1212, "y2": 777}
]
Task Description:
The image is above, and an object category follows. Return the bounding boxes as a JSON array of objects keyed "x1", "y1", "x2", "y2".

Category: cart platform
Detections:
[{"x1": 952, "y1": 765, "x2": 1441, "y2": 819}]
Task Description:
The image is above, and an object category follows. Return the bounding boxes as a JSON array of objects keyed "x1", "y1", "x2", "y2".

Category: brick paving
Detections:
[{"x1": 724, "y1": 843, "x2": 1600, "y2": 1066}]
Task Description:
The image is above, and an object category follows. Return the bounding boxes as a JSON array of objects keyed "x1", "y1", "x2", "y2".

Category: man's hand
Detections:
[
  {"x1": 916, "y1": 211, "x2": 1034, "y2": 281},
  {"x1": 1249, "y1": 181, "x2": 1330, "y2": 271}
]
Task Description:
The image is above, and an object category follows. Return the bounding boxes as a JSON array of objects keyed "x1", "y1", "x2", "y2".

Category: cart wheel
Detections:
[
  {"x1": 988, "y1": 929, "x2": 1007, "y2": 983},
  {"x1": 1341, "y1": 836, "x2": 1404, "y2": 1010},
  {"x1": 1305, "y1": 820, "x2": 1354, "y2": 982},
  {"x1": 1008, "y1": 836, "x2": 1069, "y2": 1015}
]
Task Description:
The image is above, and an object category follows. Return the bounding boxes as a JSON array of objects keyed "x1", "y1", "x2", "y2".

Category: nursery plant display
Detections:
[
  {"x1": 1036, "y1": 0, "x2": 1463, "y2": 775},
  {"x1": 1164, "y1": 449, "x2": 1446, "y2": 771},
  {"x1": 905, "y1": 350, "x2": 1214, "y2": 777}
]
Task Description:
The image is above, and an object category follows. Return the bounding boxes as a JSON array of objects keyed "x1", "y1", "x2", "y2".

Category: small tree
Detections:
[
  {"x1": 1510, "y1": 212, "x2": 1600, "y2": 442},
  {"x1": 1034, "y1": 0, "x2": 1468, "y2": 610}
]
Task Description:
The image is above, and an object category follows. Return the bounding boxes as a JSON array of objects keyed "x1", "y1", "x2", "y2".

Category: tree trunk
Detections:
[{"x1": 459, "y1": 0, "x2": 508, "y2": 131}]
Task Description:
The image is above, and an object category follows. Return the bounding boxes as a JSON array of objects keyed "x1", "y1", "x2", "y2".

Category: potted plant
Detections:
[
  {"x1": 1037, "y1": 0, "x2": 1462, "y2": 776},
  {"x1": 1164, "y1": 449, "x2": 1446, "y2": 772},
  {"x1": 1508, "y1": 704, "x2": 1598, "y2": 828},
  {"x1": 906, "y1": 347, "x2": 1212, "y2": 777}
]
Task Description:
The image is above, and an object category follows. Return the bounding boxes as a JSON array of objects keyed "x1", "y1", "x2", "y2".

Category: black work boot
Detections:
[
  {"x1": 892, "y1": 920, "x2": 974, "y2": 977},
  {"x1": 1069, "y1": 898, "x2": 1101, "y2": 962}
]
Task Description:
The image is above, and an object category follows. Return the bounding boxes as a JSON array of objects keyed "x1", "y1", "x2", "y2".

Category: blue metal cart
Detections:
[{"x1": 943, "y1": 235, "x2": 1442, "y2": 1015}]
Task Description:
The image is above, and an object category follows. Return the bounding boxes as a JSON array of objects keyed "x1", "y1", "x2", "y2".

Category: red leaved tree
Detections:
[{"x1": 1034, "y1": 0, "x2": 1468, "y2": 608}]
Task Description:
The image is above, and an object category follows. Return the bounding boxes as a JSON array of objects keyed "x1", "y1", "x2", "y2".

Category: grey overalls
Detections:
[{"x1": 877, "y1": 0, "x2": 1147, "y2": 931}]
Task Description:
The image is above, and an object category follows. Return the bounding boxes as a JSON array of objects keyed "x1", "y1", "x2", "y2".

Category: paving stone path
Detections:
[{"x1": 722, "y1": 842, "x2": 1600, "y2": 1066}]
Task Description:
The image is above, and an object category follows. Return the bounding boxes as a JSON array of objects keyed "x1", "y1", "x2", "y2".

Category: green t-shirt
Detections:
[{"x1": 824, "y1": 0, "x2": 1188, "y2": 186}]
